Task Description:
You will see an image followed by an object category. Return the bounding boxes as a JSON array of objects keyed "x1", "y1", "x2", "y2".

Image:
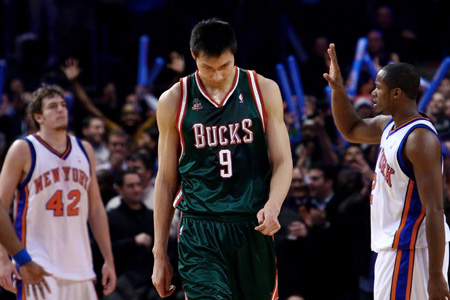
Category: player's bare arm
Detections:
[
  {"x1": 83, "y1": 141, "x2": 116, "y2": 296},
  {"x1": 403, "y1": 128, "x2": 450, "y2": 299},
  {"x1": 152, "y1": 84, "x2": 180, "y2": 298},
  {"x1": 254, "y1": 75, "x2": 293, "y2": 236},
  {"x1": 323, "y1": 43, "x2": 389, "y2": 144},
  {"x1": 0, "y1": 140, "x2": 52, "y2": 296}
]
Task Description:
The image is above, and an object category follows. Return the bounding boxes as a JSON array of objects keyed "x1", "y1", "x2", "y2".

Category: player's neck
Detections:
[
  {"x1": 36, "y1": 129, "x2": 68, "y2": 153},
  {"x1": 198, "y1": 67, "x2": 236, "y2": 104},
  {"x1": 392, "y1": 108, "x2": 421, "y2": 129}
]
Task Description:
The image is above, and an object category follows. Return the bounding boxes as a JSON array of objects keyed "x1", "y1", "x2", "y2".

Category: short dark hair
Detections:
[
  {"x1": 27, "y1": 84, "x2": 65, "y2": 130},
  {"x1": 82, "y1": 115, "x2": 104, "y2": 129},
  {"x1": 381, "y1": 63, "x2": 420, "y2": 100},
  {"x1": 127, "y1": 152, "x2": 155, "y2": 171},
  {"x1": 115, "y1": 169, "x2": 140, "y2": 188},
  {"x1": 190, "y1": 18, "x2": 237, "y2": 58},
  {"x1": 309, "y1": 162, "x2": 337, "y2": 183}
]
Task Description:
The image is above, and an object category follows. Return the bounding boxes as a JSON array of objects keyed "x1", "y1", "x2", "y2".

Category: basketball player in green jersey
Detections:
[{"x1": 152, "y1": 19, "x2": 293, "y2": 300}]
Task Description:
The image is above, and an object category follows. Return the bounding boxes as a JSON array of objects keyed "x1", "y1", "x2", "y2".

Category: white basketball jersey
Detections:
[
  {"x1": 371, "y1": 117, "x2": 450, "y2": 252},
  {"x1": 14, "y1": 134, "x2": 96, "y2": 280}
]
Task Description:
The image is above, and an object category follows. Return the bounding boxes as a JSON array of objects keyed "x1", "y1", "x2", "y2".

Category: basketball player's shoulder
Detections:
[
  {"x1": 159, "y1": 82, "x2": 181, "y2": 108},
  {"x1": 8, "y1": 138, "x2": 32, "y2": 159},
  {"x1": 254, "y1": 73, "x2": 280, "y2": 95},
  {"x1": 157, "y1": 82, "x2": 181, "y2": 124}
]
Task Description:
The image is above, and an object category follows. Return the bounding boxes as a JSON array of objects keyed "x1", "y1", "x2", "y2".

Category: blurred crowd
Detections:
[{"x1": 1, "y1": 1, "x2": 450, "y2": 300}]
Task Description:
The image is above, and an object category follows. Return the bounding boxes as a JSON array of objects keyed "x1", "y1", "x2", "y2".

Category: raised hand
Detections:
[
  {"x1": 323, "y1": 43, "x2": 344, "y2": 89},
  {"x1": 60, "y1": 58, "x2": 82, "y2": 82}
]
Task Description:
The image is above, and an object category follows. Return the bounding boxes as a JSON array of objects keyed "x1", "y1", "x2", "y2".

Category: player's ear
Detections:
[
  {"x1": 33, "y1": 113, "x2": 43, "y2": 124},
  {"x1": 190, "y1": 49, "x2": 196, "y2": 60},
  {"x1": 392, "y1": 88, "x2": 401, "y2": 99}
]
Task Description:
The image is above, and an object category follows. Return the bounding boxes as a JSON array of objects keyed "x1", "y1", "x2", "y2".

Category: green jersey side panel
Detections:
[{"x1": 175, "y1": 67, "x2": 271, "y2": 214}]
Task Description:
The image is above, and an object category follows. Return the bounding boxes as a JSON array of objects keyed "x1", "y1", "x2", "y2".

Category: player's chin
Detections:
[{"x1": 55, "y1": 124, "x2": 68, "y2": 131}]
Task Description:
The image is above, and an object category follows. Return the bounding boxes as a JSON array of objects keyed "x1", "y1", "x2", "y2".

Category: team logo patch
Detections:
[
  {"x1": 239, "y1": 93, "x2": 244, "y2": 103},
  {"x1": 192, "y1": 98, "x2": 203, "y2": 110}
]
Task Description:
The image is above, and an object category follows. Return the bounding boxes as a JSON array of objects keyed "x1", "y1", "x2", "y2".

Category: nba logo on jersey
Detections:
[
  {"x1": 192, "y1": 98, "x2": 203, "y2": 110},
  {"x1": 239, "y1": 93, "x2": 244, "y2": 103}
]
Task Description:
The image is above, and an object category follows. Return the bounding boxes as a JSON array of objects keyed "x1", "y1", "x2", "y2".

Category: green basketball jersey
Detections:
[{"x1": 174, "y1": 67, "x2": 271, "y2": 214}]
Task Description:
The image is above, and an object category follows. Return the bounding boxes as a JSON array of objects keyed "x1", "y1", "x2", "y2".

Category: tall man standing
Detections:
[
  {"x1": 324, "y1": 43, "x2": 450, "y2": 300},
  {"x1": 151, "y1": 19, "x2": 292, "y2": 300},
  {"x1": 0, "y1": 85, "x2": 116, "y2": 299}
]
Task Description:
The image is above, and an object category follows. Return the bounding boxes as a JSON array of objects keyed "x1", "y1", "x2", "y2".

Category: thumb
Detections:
[
  {"x1": 102, "y1": 270, "x2": 108, "y2": 286},
  {"x1": 43, "y1": 269, "x2": 53, "y2": 277},
  {"x1": 256, "y1": 210, "x2": 265, "y2": 225},
  {"x1": 13, "y1": 267, "x2": 21, "y2": 280}
]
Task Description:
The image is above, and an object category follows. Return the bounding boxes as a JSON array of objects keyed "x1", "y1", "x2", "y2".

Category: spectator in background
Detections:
[
  {"x1": 342, "y1": 143, "x2": 374, "y2": 196},
  {"x1": 353, "y1": 96, "x2": 375, "y2": 119},
  {"x1": 106, "y1": 152, "x2": 155, "y2": 211},
  {"x1": 295, "y1": 115, "x2": 339, "y2": 175},
  {"x1": 136, "y1": 125, "x2": 159, "y2": 160},
  {"x1": 301, "y1": 36, "x2": 330, "y2": 99},
  {"x1": 103, "y1": 169, "x2": 156, "y2": 300},
  {"x1": 96, "y1": 129, "x2": 129, "y2": 177},
  {"x1": 445, "y1": 97, "x2": 450, "y2": 120},
  {"x1": 334, "y1": 168, "x2": 374, "y2": 300},
  {"x1": 427, "y1": 91, "x2": 450, "y2": 140},
  {"x1": 366, "y1": 29, "x2": 398, "y2": 69},
  {"x1": 297, "y1": 162, "x2": 345, "y2": 300},
  {"x1": 438, "y1": 76, "x2": 450, "y2": 99},
  {"x1": 282, "y1": 166, "x2": 309, "y2": 212},
  {"x1": 96, "y1": 168, "x2": 117, "y2": 207},
  {"x1": 372, "y1": 5, "x2": 417, "y2": 64},
  {"x1": 275, "y1": 167, "x2": 309, "y2": 300},
  {"x1": 60, "y1": 58, "x2": 156, "y2": 143},
  {"x1": 81, "y1": 116, "x2": 109, "y2": 166}
]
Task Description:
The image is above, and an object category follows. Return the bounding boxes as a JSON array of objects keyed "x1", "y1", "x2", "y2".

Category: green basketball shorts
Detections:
[{"x1": 177, "y1": 213, "x2": 278, "y2": 300}]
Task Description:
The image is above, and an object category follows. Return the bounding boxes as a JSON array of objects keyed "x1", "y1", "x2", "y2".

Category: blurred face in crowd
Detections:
[
  {"x1": 127, "y1": 158, "x2": 152, "y2": 187},
  {"x1": 439, "y1": 78, "x2": 450, "y2": 98},
  {"x1": 308, "y1": 168, "x2": 332, "y2": 201},
  {"x1": 445, "y1": 98, "x2": 450, "y2": 119},
  {"x1": 376, "y1": 6, "x2": 393, "y2": 29},
  {"x1": 120, "y1": 103, "x2": 141, "y2": 128},
  {"x1": 103, "y1": 82, "x2": 117, "y2": 105},
  {"x1": 367, "y1": 30, "x2": 384, "y2": 56},
  {"x1": 193, "y1": 49, "x2": 235, "y2": 88},
  {"x1": 288, "y1": 167, "x2": 308, "y2": 199},
  {"x1": 343, "y1": 145, "x2": 364, "y2": 167},
  {"x1": 108, "y1": 134, "x2": 127, "y2": 156},
  {"x1": 83, "y1": 117, "x2": 105, "y2": 144},
  {"x1": 428, "y1": 92, "x2": 446, "y2": 116},
  {"x1": 119, "y1": 173, "x2": 143, "y2": 205},
  {"x1": 125, "y1": 93, "x2": 139, "y2": 104}
]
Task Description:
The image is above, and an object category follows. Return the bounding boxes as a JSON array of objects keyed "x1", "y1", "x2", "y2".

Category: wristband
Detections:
[{"x1": 13, "y1": 249, "x2": 32, "y2": 267}]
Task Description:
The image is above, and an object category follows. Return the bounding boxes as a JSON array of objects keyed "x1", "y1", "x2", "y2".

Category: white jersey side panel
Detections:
[
  {"x1": 14, "y1": 134, "x2": 95, "y2": 280},
  {"x1": 371, "y1": 117, "x2": 450, "y2": 252}
]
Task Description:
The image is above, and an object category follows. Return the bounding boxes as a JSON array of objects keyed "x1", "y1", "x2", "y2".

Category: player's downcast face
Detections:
[
  {"x1": 195, "y1": 50, "x2": 235, "y2": 86},
  {"x1": 40, "y1": 95, "x2": 68, "y2": 129}
]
